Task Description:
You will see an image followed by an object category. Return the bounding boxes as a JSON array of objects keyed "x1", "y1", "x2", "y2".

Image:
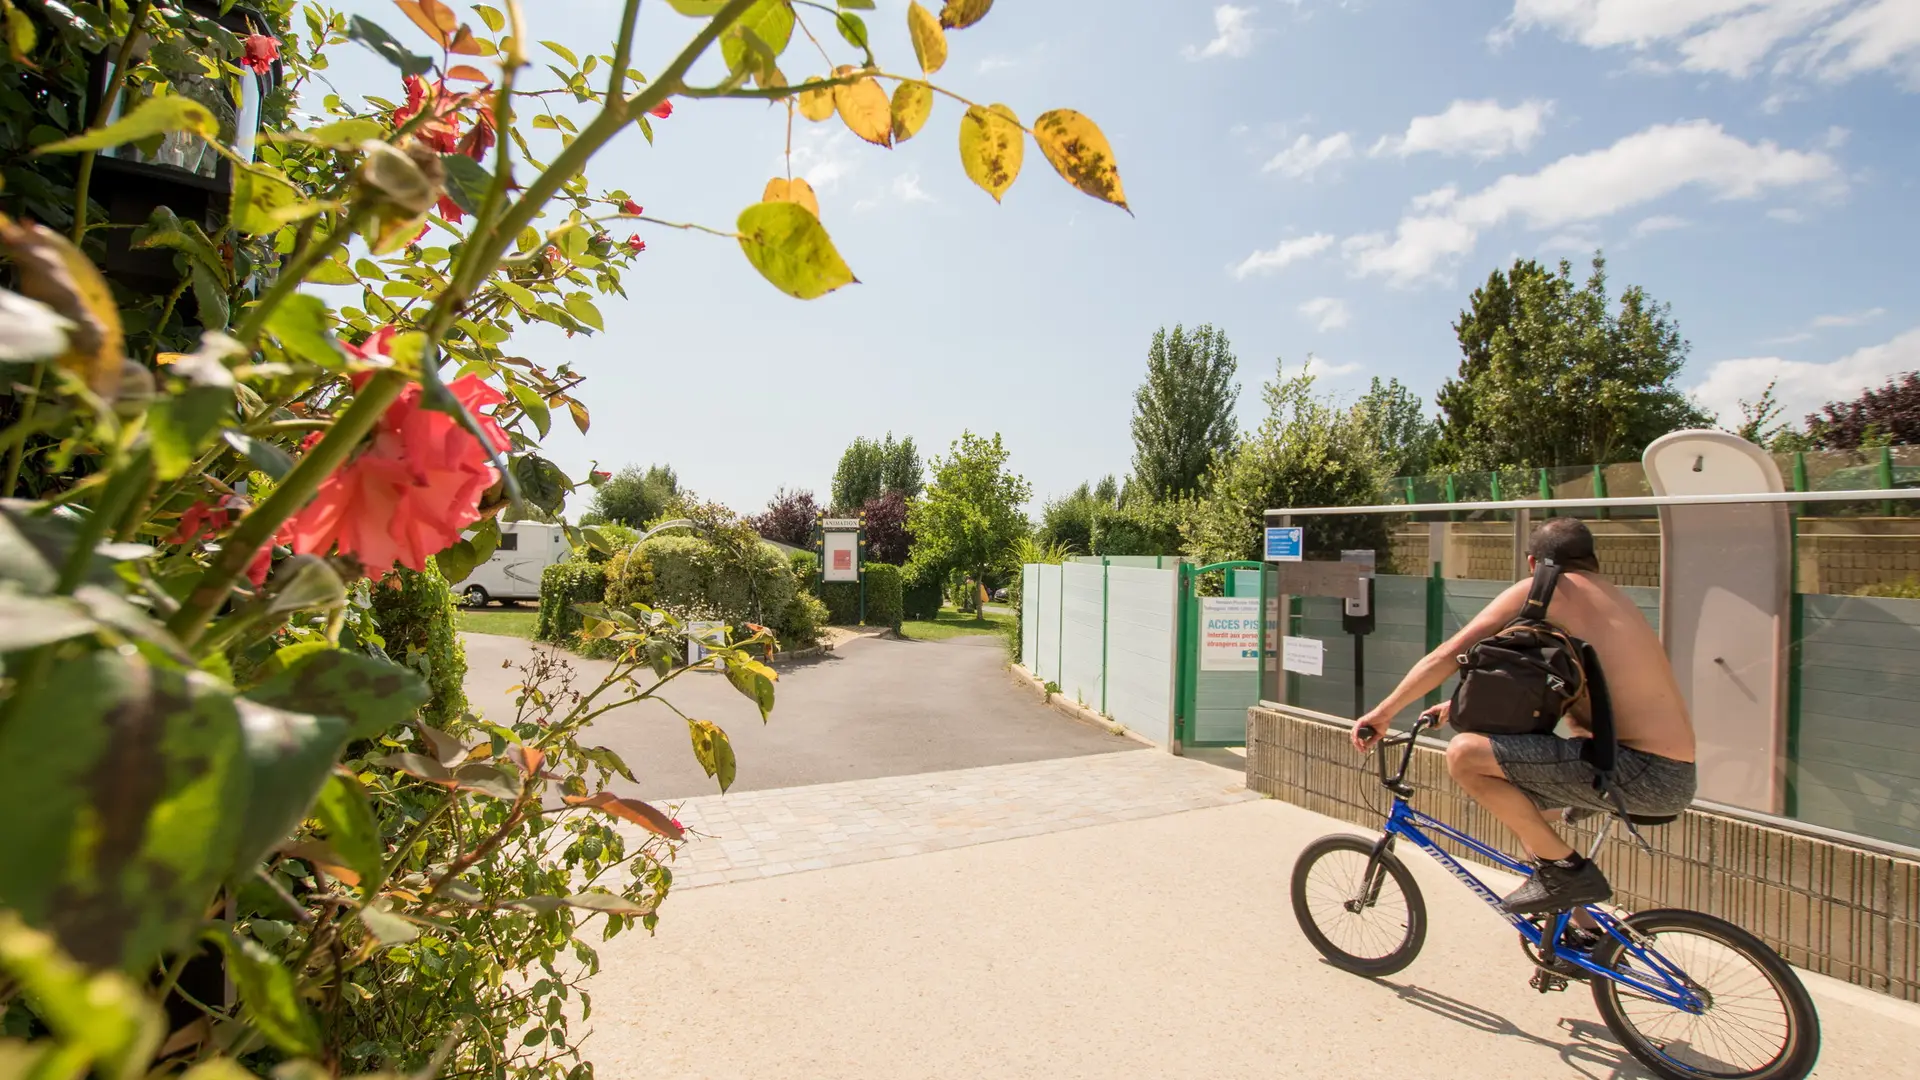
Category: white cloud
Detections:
[
  {"x1": 1232, "y1": 233, "x2": 1335, "y2": 279},
  {"x1": 1768, "y1": 206, "x2": 1809, "y2": 222},
  {"x1": 1760, "y1": 331, "x2": 1817, "y2": 344},
  {"x1": 788, "y1": 129, "x2": 857, "y2": 191},
  {"x1": 853, "y1": 172, "x2": 936, "y2": 212},
  {"x1": 1185, "y1": 5, "x2": 1258, "y2": 60},
  {"x1": 1372, "y1": 99, "x2": 1554, "y2": 160},
  {"x1": 1690, "y1": 326, "x2": 1920, "y2": 425},
  {"x1": 1344, "y1": 120, "x2": 1840, "y2": 286},
  {"x1": 1304, "y1": 353, "x2": 1363, "y2": 378},
  {"x1": 1504, "y1": 1, "x2": 1920, "y2": 88},
  {"x1": 1262, "y1": 132, "x2": 1354, "y2": 178},
  {"x1": 1299, "y1": 297, "x2": 1352, "y2": 331},
  {"x1": 1631, "y1": 213, "x2": 1691, "y2": 236},
  {"x1": 1811, "y1": 306, "x2": 1886, "y2": 327}
]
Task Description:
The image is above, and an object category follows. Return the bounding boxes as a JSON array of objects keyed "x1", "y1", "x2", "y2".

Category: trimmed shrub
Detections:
[
  {"x1": 602, "y1": 546, "x2": 656, "y2": 612},
  {"x1": 863, "y1": 563, "x2": 904, "y2": 629},
  {"x1": 779, "y1": 592, "x2": 830, "y2": 649},
  {"x1": 902, "y1": 571, "x2": 943, "y2": 620},
  {"x1": 536, "y1": 561, "x2": 607, "y2": 645},
  {"x1": 372, "y1": 564, "x2": 468, "y2": 726},
  {"x1": 632, "y1": 535, "x2": 799, "y2": 632},
  {"x1": 789, "y1": 549, "x2": 819, "y2": 594},
  {"x1": 820, "y1": 581, "x2": 860, "y2": 625},
  {"x1": 578, "y1": 521, "x2": 640, "y2": 562}
]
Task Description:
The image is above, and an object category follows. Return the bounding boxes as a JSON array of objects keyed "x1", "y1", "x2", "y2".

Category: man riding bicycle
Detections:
[{"x1": 1351, "y1": 518, "x2": 1697, "y2": 916}]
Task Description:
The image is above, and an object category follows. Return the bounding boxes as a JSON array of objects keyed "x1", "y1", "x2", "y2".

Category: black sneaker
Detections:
[{"x1": 1500, "y1": 859, "x2": 1612, "y2": 916}]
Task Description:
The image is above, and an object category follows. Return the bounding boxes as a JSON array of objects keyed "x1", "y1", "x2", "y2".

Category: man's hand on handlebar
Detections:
[{"x1": 1352, "y1": 700, "x2": 1449, "y2": 752}]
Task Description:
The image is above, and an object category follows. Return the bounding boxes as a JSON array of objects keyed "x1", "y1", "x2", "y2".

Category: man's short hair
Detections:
[{"x1": 1528, "y1": 518, "x2": 1600, "y2": 572}]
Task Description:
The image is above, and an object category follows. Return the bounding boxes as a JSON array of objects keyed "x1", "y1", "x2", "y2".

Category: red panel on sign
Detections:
[{"x1": 833, "y1": 549, "x2": 853, "y2": 571}]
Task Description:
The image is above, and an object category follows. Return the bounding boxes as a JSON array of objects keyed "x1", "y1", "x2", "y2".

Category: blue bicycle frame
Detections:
[{"x1": 1368, "y1": 728, "x2": 1706, "y2": 1014}]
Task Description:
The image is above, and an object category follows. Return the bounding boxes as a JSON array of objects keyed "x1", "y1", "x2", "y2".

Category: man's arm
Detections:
[{"x1": 1351, "y1": 577, "x2": 1532, "y2": 750}]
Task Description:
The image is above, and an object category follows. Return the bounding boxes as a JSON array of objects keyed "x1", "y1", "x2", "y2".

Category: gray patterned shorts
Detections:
[{"x1": 1487, "y1": 734, "x2": 1697, "y2": 816}]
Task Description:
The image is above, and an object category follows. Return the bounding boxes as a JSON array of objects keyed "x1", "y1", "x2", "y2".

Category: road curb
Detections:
[{"x1": 1009, "y1": 664, "x2": 1155, "y2": 747}]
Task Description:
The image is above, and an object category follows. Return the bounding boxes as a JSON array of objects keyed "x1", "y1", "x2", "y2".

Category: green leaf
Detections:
[
  {"x1": 720, "y1": 0, "x2": 794, "y2": 75},
  {"x1": 511, "y1": 454, "x2": 571, "y2": 515},
  {"x1": 735, "y1": 201, "x2": 857, "y2": 301},
  {"x1": 563, "y1": 891, "x2": 654, "y2": 915},
  {"x1": 222, "y1": 430, "x2": 295, "y2": 480},
  {"x1": 6, "y1": 3, "x2": 38, "y2": 60},
  {"x1": 839, "y1": 0, "x2": 876, "y2": 8},
  {"x1": 475, "y1": 4, "x2": 505, "y2": 32},
  {"x1": 148, "y1": 385, "x2": 233, "y2": 481},
  {"x1": 231, "y1": 164, "x2": 319, "y2": 236},
  {"x1": 510, "y1": 383, "x2": 551, "y2": 437},
  {"x1": 579, "y1": 745, "x2": 637, "y2": 784},
  {"x1": 494, "y1": 280, "x2": 538, "y2": 310},
  {"x1": 0, "y1": 651, "x2": 247, "y2": 971},
  {"x1": 309, "y1": 255, "x2": 357, "y2": 286},
  {"x1": 264, "y1": 294, "x2": 349, "y2": 369},
  {"x1": 246, "y1": 648, "x2": 430, "y2": 743},
  {"x1": 687, "y1": 719, "x2": 737, "y2": 792},
  {"x1": 833, "y1": 11, "x2": 868, "y2": 49},
  {"x1": 724, "y1": 658, "x2": 777, "y2": 721},
  {"x1": 435, "y1": 538, "x2": 479, "y2": 583},
  {"x1": 131, "y1": 207, "x2": 225, "y2": 285},
  {"x1": 0, "y1": 590, "x2": 98, "y2": 650},
  {"x1": 467, "y1": 516, "x2": 501, "y2": 563},
  {"x1": 304, "y1": 117, "x2": 389, "y2": 147},
  {"x1": 347, "y1": 15, "x2": 433, "y2": 76},
  {"x1": 229, "y1": 700, "x2": 352, "y2": 873},
  {"x1": 542, "y1": 40, "x2": 578, "y2": 66},
  {"x1": 358, "y1": 900, "x2": 421, "y2": 944},
  {"x1": 190, "y1": 260, "x2": 228, "y2": 331},
  {"x1": 0, "y1": 913, "x2": 164, "y2": 1080},
  {"x1": 440, "y1": 152, "x2": 493, "y2": 215},
  {"x1": 563, "y1": 292, "x2": 603, "y2": 331},
  {"x1": 263, "y1": 555, "x2": 347, "y2": 616},
  {"x1": 208, "y1": 929, "x2": 321, "y2": 1056},
  {"x1": 665, "y1": 0, "x2": 727, "y2": 14},
  {"x1": 35, "y1": 95, "x2": 216, "y2": 153},
  {"x1": 314, "y1": 772, "x2": 384, "y2": 894}
]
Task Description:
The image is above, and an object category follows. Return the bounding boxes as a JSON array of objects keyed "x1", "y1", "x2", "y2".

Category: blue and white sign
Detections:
[{"x1": 1264, "y1": 526, "x2": 1303, "y2": 562}]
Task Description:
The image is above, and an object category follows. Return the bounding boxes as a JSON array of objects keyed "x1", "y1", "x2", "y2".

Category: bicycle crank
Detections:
[{"x1": 1529, "y1": 969, "x2": 1570, "y2": 994}]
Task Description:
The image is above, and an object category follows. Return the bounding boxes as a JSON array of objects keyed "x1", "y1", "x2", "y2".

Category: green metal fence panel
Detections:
[
  {"x1": 1794, "y1": 593, "x2": 1920, "y2": 848},
  {"x1": 1105, "y1": 564, "x2": 1178, "y2": 745},
  {"x1": 1059, "y1": 561, "x2": 1107, "y2": 711}
]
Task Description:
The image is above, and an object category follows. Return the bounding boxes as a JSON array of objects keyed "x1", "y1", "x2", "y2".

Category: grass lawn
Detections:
[
  {"x1": 456, "y1": 605, "x2": 538, "y2": 639},
  {"x1": 899, "y1": 606, "x2": 1012, "y2": 641}
]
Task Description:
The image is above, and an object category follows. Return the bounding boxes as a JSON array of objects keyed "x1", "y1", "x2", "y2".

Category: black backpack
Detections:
[{"x1": 1449, "y1": 560, "x2": 1590, "y2": 737}]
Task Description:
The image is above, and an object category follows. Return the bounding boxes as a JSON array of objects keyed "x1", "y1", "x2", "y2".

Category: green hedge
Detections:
[
  {"x1": 779, "y1": 592, "x2": 830, "y2": 649},
  {"x1": 863, "y1": 563, "x2": 903, "y2": 629},
  {"x1": 902, "y1": 569, "x2": 943, "y2": 620},
  {"x1": 536, "y1": 561, "x2": 607, "y2": 645},
  {"x1": 372, "y1": 564, "x2": 468, "y2": 726},
  {"x1": 789, "y1": 550, "x2": 819, "y2": 594},
  {"x1": 615, "y1": 535, "x2": 804, "y2": 640},
  {"x1": 820, "y1": 581, "x2": 859, "y2": 625}
]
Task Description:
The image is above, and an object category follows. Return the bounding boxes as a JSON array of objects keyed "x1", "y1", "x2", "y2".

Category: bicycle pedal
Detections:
[{"x1": 1529, "y1": 970, "x2": 1570, "y2": 994}]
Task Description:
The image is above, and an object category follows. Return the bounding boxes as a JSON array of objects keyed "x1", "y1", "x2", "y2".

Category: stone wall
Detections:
[{"x1": 1247, "y1": 705, "x2": 1920, "y2": 1001}]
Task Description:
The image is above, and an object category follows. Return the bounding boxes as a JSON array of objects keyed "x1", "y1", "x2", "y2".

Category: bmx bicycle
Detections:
[{"x1": 1289, "y1": 716, "x2": 1820, "y2": 1080}]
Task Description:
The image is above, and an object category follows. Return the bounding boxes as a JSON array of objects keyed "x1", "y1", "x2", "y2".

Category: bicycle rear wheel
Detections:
[
  {"x1": 1289, "y1": 833, "x2": 1426, "y2": 977},
  {"x1": 1591, "y1": 909, "x2": 1820, "y2": 1080}
]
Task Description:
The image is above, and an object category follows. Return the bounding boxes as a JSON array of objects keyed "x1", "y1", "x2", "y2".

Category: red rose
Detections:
[
  {"x1": 170, "y1": 502, "x2": 231, "y2": 545},
  {"x1": 625, "y1": 235, "x2": 645, "y2": 253},
  {"x1": 242, "y1": 35, "x2": 278, "y2": 76},
  {"x1": 649, "y1": 100, "x2": 673, "y2": 119},
  {"x1": 621, "y1": 199, "x2": 643, "y2": 216},
  {"x1": 436, "y1": 193, "x2": 464, "y2": 224}
]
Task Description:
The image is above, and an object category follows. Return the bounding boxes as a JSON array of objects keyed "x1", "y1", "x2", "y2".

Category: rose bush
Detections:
[{"x1": 0, "y1": 1, "x2": 1127, "y2": 1077}]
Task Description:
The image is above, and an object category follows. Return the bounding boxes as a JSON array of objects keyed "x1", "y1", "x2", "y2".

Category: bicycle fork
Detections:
[{"x1": 1345, "y1": 832, "x2": 1399, "y2": 914}]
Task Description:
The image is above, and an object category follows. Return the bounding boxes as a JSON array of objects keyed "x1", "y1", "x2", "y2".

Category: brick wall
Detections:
[{"x1": 1247, "y1": 705, "x2": 1920, "y2": 1001}]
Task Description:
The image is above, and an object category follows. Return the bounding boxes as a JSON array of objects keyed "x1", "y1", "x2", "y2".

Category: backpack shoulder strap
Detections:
[
  {"x1": 1519, "y1": 559, "x2": 1562, "y2": 621},
  {"x1": 1577, "y1": 640, "x2": 1616, "y2": 775}
]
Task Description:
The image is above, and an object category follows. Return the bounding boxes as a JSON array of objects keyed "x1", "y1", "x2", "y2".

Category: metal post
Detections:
[
  {"x1": 1879, "y1": 444, "x2": 1896, "y2": 518},
  {"x1": 1489, "y1": 471, "x2": 1503, "y2": 502},
  {"x1": 1537, "y1": 467, "x2": 1552, "y2": 514},
  {"x1": 1352, "y1": 631, "x2": 1365, "y2": 722},
  {"x1": 1445, "y1": 473, "x2": 1460, "y2": 523},
  {"x1": 1512, "y1": 507, "x2": 1531, "y2": 579},
  {"x1": 1100, "y1": 557, "x2": 1110, "y2": 716},
  {"x1": 1593, "y1": 464, "x2": 1610, "y2": 520},
  {"x1": 1404, "y1": 476, "x2": 1417, "y2": 505}
]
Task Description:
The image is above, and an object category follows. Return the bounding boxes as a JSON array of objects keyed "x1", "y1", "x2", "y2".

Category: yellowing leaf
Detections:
[
  {"x1": 831, "y1": 65, "x2": 891, "y2": 147},
  {"x1": 231, "y1": 164, "x2": 324, "y2": 236},
  {"x1": 890, "y1": 80, "x2": 932, "y2": 143},
  {"x1": 761, "y1": 176, "x2": 820, "y2": 220},
  {"x1": 446, "y1": 63, "x2": 488, "y2": 82},
  {"x1": 393, "y1": 0, "x2": 456, "y2": 47},
  {"x1": 562, "y1": 792, "x2": 685, "y2": 839},
  {"x1": 35, "y1": 95, "x2": 216, "y2": 154},
  {"x1": 907, "y1": 1, "x2": 947, "y2": 74},
  {"x1": 448, "y1": 24, "x2": 485, "y2": 55},
  {"x1": 958, "y1": 103, "x2": 1021, "y2": 202},
  {"x1": 939, "y1": 0, "x2": 993, "y2": 30},
  {"x1": 797, "y1": 80, "x2": 835, "y2": 122},
  {"x1": 1032, "y1": 109, "x2": 1129, "y2": 213},
  {"x1": 735, "y1": 200, "x2": 856, "y2": 301},
  {"x1": 0, "y1": 216, "x2": 124, "y2": 399}
]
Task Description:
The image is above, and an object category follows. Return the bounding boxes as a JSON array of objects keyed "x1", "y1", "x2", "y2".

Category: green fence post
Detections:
[
  {"x1": 1537, "y1": 467, "x2": 1552, "y2": 514},
  {"x1": 1175, "y1": 564, "x2": 1196, "y2": 746},
  {"x1": 1792, "y1": 451, "x2": 1808, "y2": 517},
  {"x1": 1056, "y1": 564, "x2": 1065, "y2": 682},
  {"x1": 1404, "y1": 477, "x2": 1417, "y2": 505},
  {"x1": 1880, "y1": 444, "x2": 1896, "y2": 518},
  {"x1": 1445, "y1": 474, "x2": 1460, "y2": 523},
  {"x1": 1593, "y1": 464, "x2": 1610, "y2": 521},
  {"x1": 1424, "y1": 560, "x2": 1444, "y2": 710},
  {"x1": 1489, "y1": 471, "x2": 1503, "y2": 502},
  {"x1": 1100, "y1": 557, "x2": 1110, "y2": 716}
]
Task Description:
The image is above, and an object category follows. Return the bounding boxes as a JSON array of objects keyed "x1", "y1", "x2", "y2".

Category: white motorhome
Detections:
[{"x1": 460, "y1": 521, "x2": 569, "y2": 606}]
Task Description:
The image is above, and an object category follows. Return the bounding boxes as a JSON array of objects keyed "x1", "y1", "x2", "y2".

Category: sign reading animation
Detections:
[{"x1": 822, "y1": 519, "x2": 860, "y2": 583}]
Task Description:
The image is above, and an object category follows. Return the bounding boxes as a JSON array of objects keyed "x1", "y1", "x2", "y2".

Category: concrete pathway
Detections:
[
  {"x1": 619, "y1": 751, "x2": 1256, "y2": 890},
  {"x1": 583, "y1": 756, "x2": 1920, "y2": 1079}
]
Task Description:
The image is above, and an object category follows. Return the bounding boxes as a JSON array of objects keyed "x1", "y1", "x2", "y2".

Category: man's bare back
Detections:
[{"x1": 1493, "y1": 569, "x2": 1696, "y2": 763}]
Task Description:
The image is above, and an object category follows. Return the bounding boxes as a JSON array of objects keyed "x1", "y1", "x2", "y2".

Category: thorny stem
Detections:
[
  {"x1": 232, "y1": 207, "x2": 369, "y2": 348},
  {"x1": 71, "y1": 0, "x2": 155, "y2": 244},
  {"x1": 1, "y1": 367, "x2": 47, "y2": 498},
  {"x1": 148, "y1": 275, "x2": 191, "y2": 362}
]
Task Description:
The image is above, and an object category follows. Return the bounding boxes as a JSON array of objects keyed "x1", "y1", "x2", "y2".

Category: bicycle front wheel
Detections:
[
  {"x1": 1591, "y1": 909, "x2": 1821, "y2": 1080},
  {"x1": 1289, "y1": 833, "x2": 1427, "y2": 977}
]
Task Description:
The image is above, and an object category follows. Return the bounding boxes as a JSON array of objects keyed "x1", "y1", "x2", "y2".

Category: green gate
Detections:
[{"x1": 1174, "y1": 560, "x2": 1271, "y2": 748}]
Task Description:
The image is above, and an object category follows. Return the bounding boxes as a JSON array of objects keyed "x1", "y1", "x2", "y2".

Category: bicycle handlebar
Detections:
[{"x1": 1373, "y1": 714, "x2": 1439, "y2": 794}]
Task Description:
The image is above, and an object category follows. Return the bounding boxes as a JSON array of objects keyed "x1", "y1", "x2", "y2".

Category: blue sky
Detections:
[{"x1": 319, "y1": 0, "x2": 1920, "y2": 514}]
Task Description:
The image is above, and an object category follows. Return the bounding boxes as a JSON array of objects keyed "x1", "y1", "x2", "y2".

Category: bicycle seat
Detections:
[{"x1": 1625, "y1": 813, "x2": 1680, "y2": 827}]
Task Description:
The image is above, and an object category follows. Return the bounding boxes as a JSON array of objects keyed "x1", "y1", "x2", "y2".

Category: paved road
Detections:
[
  {"x1": 461, "y1": 632, "x2": 1136, "y2": 801},
  {"x1": 583, "y1": 782, "x2": 1920, "y2": 1079}
]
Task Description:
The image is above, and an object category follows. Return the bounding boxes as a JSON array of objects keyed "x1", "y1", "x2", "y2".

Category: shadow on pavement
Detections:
[{"x1": 1376, "y1": 977, "x2": 1654, "y2": 1080}]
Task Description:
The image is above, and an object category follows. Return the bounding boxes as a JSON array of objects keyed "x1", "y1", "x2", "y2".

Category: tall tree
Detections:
[
  {"x1": 1805, "y1": 372, "x2": 1920, "y2": 449},
  {"x1": 1185, "y1": 363, "x2": 1391, "y2": 564},
  {"x1": 861, "y1": 490, "x2": 913, "y2": 565},
  {"x1": 751, "y1": 487, "x2": 821, "y2": 547},
  {"x1": 1434, "y1": 254, "x2": 1710, "y2": 470},
  {"x1": 1130, "y1": 324, "x2": 1240, "y2": 498},
  {"x1": 583, "y1": 464, "x2": 679, "y2": 527},
  {"x1": 830, "y1": 433, "x2": 923, "y2": 510},
  {"x1": 906, "y1": 432, "x2": 1033, "y2": 593},
  {"x1": 1355, "y1": 376, "x2": 1439, "y2": 478}
]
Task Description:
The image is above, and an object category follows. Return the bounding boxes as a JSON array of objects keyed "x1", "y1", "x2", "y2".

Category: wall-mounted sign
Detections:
[
  {"x1": 823, "y1": 530, "x2": 859, "y2": 582},
  {"x1": 1200, "y1": 596, "x2": 1262, "y2": 671},
  {"x1": 822, "y1": 518, "x2": 861, "y2": 530},
  {"x1": 1265, "y1": 526, "x2": 1303, "y2": 562},
  {"x1": 1282, "y1": 636, "x2": 1324, "y2": 676}
]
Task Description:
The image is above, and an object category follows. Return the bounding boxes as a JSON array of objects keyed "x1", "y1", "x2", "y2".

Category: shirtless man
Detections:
[{"x1": 1352, "y1": 518, "x2": 1697, "y2": 915}]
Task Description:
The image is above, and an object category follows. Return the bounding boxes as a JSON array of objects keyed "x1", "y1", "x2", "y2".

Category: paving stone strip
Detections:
[{"x1": 612, "y1": 752, "x2": 1257, "y2": 890}]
